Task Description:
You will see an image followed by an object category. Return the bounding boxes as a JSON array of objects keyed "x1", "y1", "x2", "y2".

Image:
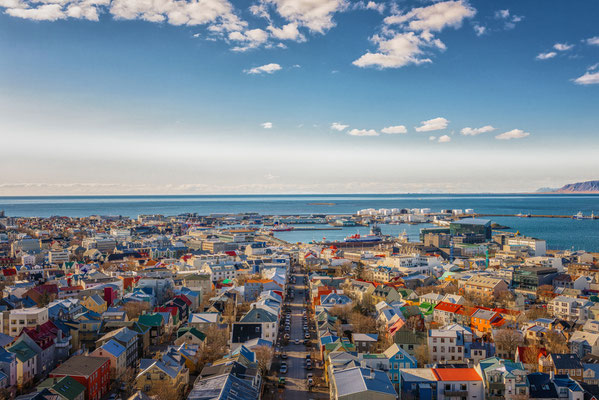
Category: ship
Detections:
[
  {"x1": 270, "y1": 224, "x2": 294, "y2": 232},
  {"x1": 573, "y1": 211, "x2": 594, "y2": 220},
  {"x1": 344, "y1": 224, "x2": 382, "y2": 243}
]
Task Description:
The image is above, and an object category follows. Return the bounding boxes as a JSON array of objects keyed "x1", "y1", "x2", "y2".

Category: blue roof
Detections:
[{"x1": 101, "y1": 339, "x2": 126, "y2": 358}]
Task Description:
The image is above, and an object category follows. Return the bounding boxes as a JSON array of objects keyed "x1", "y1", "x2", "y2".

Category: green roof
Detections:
[
  {"x1": 419, "y1": 302, "x2": 434, "y2": 315},
  {"x1": 177, "y1": 327, "x2": 207, "y2": 341},
  {"x1": 138, "y1": 313, "x2": 164, "y2": 327},
  {"x1": 39, "y1": 376, "x2": 86, "y2": 400},
  {"x1": 7, "y1": 341, "x2": 37, "y2": 363}
]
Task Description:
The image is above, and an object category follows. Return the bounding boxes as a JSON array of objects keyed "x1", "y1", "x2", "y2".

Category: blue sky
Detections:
[{"x1": 1, "y1": 0, "x2": 598, "y2": 194}]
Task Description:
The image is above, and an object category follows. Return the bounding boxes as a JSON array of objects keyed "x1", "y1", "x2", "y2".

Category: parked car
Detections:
[
  {"x1": 280, "y1": 363, "x2": 287, "y2": 374},
  {"x1": 294, "y1": 338, "x2": 300, "y2": 344},
  {"x1": 278, "y1": 377, "x2": 286, "y2": 387}
]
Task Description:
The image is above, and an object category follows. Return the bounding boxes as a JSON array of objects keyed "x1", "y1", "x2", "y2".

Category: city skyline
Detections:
[{"x1": 1, "y1": 0, "x2": 599, "y2": 195}]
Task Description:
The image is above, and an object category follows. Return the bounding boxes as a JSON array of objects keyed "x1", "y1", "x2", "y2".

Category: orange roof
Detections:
[
  {"x1": 246, "y1": 279, "x2": 273, "y2": 284},
  {"x1": 433, "y1": 368, "x2": 481, "y2": 381}
]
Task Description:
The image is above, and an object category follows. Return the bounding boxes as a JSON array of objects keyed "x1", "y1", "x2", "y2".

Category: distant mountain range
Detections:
[{"x1": 538, "y1": 180, "x2": 599, "y2": 193}]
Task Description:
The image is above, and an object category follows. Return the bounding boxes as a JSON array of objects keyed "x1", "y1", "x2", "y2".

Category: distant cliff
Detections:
[{"x1": 540, "y1": 180, "x2": 599, "y2": 193}]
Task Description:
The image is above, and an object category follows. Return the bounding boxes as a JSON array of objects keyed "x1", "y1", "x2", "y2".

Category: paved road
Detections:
[{"x1": 278, "y1": 266, "x2": 329, "y2": 400}]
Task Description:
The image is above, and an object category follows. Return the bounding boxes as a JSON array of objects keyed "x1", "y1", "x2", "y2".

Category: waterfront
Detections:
[{"x1": 0, "y1": 194, "x2": 598, "y2": 251}]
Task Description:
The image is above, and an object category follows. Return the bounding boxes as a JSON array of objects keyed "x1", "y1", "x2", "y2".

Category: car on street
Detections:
[
  {"x1": 307, "y1": 378, "x2": 314, "y2": 386},
  {"x1": 284, "y1": 333, "x2": 290, "y2": 340},
  {"x1": 281, "y1": 352, "x2": 288, "y2": 359},
  {"x1": 280, "y1": 363, "x2": 287, "y2": 374},
  {"x1": 305, "y1": 333, "x2": 310, "y2": 339},
  {"x1": 278, "y1": 377, "x2": 286, "y2": 387},
  {"x1": 294, "y1": 338, "x2": 300, "y2": 344}
]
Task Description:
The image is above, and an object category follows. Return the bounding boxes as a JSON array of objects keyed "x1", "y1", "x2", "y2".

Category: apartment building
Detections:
[
  {"x1": 548, "y1": 296, "x2": 593, "y2": 323},
  {"x1": 9, "y1": 307, "x2": 49, "y2": 336},
  {"x1": 428, "y1": 324, "x2": 473, "y2": 364},
  {"x1": 464, "y1": 276, "x2": 509, "y2": 298}
]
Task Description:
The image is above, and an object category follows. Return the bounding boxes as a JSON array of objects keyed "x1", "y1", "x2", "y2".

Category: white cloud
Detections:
[
  {"x1": 573, "y1": 71, "x2": 599, "y2": 85},
  {"x1": 438, "y1": 135, "x2": 451, "y2": 143},
  {"x1": 261, "y1": 122, "x2": 273, "y2": 128},
  {"x1": 415, "y1": 117, "x2": 449, "y2": 132},
  {"x1": 330, "y1": 122, "x2": 349, "y2": 131},
  {"x1": 494, "y1": 9, "x2": 509, "y2": 19},
  {"x1": 460, "y1": 125, "x2": 495, "y2": 136},
  {"x1": 588, "y1": 63, "x2": 599, "y2": 72},
  {"x1": 429, "y1": 136, "x2": 436, "y2": 141},
  {"x1": 260, "y1": 0, "x2": 348, "y2": 33},
  {"x1": 384, "y1": 0, "x2": 476, "y2": 32},
  {"x1": 267, "y1": 22, "x2": 305, "y2": 41},
  {"x1": 494, "y1": 8, "x2": 523, "y2": 29},
  {"x1": 6, "y1": 3, "x2": 66, "y2": 20},
  {"x1": 353, "y1": 1, "x2": 384, "y2": 14},
  {"x1": 473, "y1": 24, "x2": 485, "y2": 36},
  {"x1": 109, "y1": 0, "x2": 244, "y2": 29},
  {"x1": 381, "y1": 125, "x2": 407, "y2": 134},
  {"x1": 353, "y1": 31, "x2": 442, "y2": 69},
  {"x1": 249, "y1": 3, "x2": 270, "y2": 19},
  {"x1": 586, "y1": 36, "x2": 599, "y2": 46},
  {"x1": 553, "y1": 42, "x2": 573, "y2": 51},
  {"x1": 495, "y1": 129, "x2": 530, "y2": 140},
  {"x1": 536, "y1": 51, "x2": 556, "y2": 60},
  {"x1": 355, "y1": 1, "x2": 473, "y2": 69},
  {"x1": 348, "y1": 128, "x2": 379, "y2": 136},
  {"x1": 244, "y1": 63, "x2": 282, "y2": 74},
  {"x1": 229, "y1": 28, "x2": 269, "y2": 51}
]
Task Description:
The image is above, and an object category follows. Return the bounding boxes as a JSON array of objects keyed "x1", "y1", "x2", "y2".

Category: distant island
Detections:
[{"x1": 538, "y1": 180, "x2": 599, "y2": 193}]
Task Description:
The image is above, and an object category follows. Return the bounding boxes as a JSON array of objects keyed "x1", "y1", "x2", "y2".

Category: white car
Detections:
[{"x1": 295, "y1": 339, "x2": 300, "y2": 344}]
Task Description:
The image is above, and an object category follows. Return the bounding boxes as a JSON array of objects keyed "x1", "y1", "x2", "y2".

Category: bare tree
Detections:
[
  {"x1": 254, "y1": 345, "x2": 275, "y2": 376},
  {"x1": 494, "y1": 329, "x2": 523, "y2": 358},
  {"x1": 123, "y1": 301, "x2": 150, "y2": 320},
  {"x1": 414, "y1": 344, "x2": 430, "y2": 367},
  {"x1": 526, "y1": 306, "x2": 550, "y2": 321},
  {"x1": 545, "y1": 331, "x2": 569, "y2": 354},
  {"x1": 523, "y1": 344, "x2": 542, "y2": 371},
  {"x1": 349, "y1": 312, "x2": 377, "y2": 333},
  {"x1": 329, "y1": 304, "x2": 352, "y2": 321}
]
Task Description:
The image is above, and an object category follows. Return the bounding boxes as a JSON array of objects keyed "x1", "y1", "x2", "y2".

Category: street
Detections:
[{"x1": 265, "y1": 264, "x2": 329, "y2": 400}]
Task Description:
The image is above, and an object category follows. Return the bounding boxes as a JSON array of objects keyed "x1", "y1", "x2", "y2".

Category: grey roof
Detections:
[
  {"x1": 453, "y1": 218, "x2": 491, "y2": 225},
  {"x1": 352, "y1": 333, "x2": 379, "y2": 343},
  {"x1": 334, "y1": 367, "x2": 396, "y2": 397},
  {"x1": 187, "y1": 372, "x2": 259, "y2": 400},
  {"x1": 239, "y1": 308, "x2": 277, "y2": 323}
]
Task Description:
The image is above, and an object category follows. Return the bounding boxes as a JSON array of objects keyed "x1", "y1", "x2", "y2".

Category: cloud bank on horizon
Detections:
[{"x1": 1, "y1": 0, "x2": 599, "y2": 195}]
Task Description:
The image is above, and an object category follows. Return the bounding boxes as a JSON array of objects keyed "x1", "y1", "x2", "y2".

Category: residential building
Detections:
[{"x1": 49, "y1": 355, "x2": 110, "y2": 400}]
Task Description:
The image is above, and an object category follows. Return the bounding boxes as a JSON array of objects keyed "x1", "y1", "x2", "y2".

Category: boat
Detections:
[
  {"x1": 344, "y1": 225, "x2": 382, "y2": 243},
  {"x1": 572, "y1": 211, "x2": 594, "y2": 220},
  {"x1": 270, "y1": 224, "x2": 294, "y2": 232}
]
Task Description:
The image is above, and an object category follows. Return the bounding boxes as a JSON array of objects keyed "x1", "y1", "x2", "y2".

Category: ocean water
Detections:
[{"x1": 0, "y1": 194, "x2": 598, "y2": 251}]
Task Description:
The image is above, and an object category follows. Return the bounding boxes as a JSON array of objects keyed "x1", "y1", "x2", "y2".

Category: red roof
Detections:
[
  {"x1": 433, "y1": 368, "x2": 481, "y2": 381},
  {"x1": 21, "y1": 321, "x2": 59, "y2": 350},
  {"x1": 174, "y1": 295, "x2": 192, "y2": 306},
  {"x1": 434, "y1": 301, "x2": 463, "y2": 314},
  {"x1": 2, "y1": 268, "x2": 17, "y2": 276}
]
